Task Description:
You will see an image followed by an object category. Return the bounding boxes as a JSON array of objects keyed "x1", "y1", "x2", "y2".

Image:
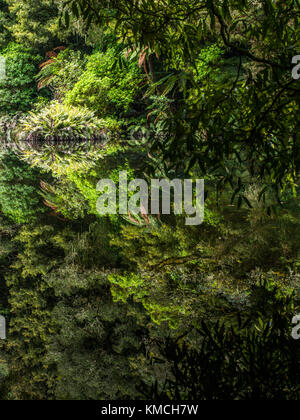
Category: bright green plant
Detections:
[
  {"x1": 65, "y1": 47, "x2": 143, "y2": 116},
  {"x1": 0, "y1": 43, "x2": 41, "y2": 114},
  {"x1": 17, "y1": 101, "x2": 119, "y2": 144}
]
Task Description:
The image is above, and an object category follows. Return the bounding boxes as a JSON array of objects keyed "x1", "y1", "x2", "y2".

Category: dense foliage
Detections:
[{"x1": 0, "y1": 43, "x2": 41, "y2": 114}]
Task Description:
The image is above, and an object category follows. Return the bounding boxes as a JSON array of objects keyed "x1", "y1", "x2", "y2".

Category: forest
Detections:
[{"x1": 0, "y1": 0, "x2": 299, "y2": 401}]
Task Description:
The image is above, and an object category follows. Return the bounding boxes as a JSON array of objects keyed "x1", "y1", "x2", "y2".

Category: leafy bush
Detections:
[
  {"x1": 17, "y1": 102, "x2": 119, "y2": 144},
  {"x1": 0, "y1": 43, "x2": 41, "y2": 114},
  {"x1": 65, "y1": 47, "x2": 143, "y2": 116}
]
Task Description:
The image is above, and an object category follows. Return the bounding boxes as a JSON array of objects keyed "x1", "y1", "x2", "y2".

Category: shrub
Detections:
[
  {"x1": 0, "y1": 43, "x2": 41, "y2": 114},
  {"x1": 65, "y1": 47, "x2": 143, "y2": 116},
  {"x1": 17, "y1": 101, "x2": 120, "y2": 144}
]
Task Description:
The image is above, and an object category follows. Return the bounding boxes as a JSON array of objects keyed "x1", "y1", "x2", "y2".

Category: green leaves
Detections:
[
  {"x1": 16, "y1": 102, "x2": 119, "y2": 145},
  {"x1": 6, "y1": 0, "x2": 72, "y2": 49},
  {"x1": 65, "y1": 47, "x2": 143, "y2": 116},
  {"x1": 0, "y1": 43, "x2": 41, "y2": 115}
]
